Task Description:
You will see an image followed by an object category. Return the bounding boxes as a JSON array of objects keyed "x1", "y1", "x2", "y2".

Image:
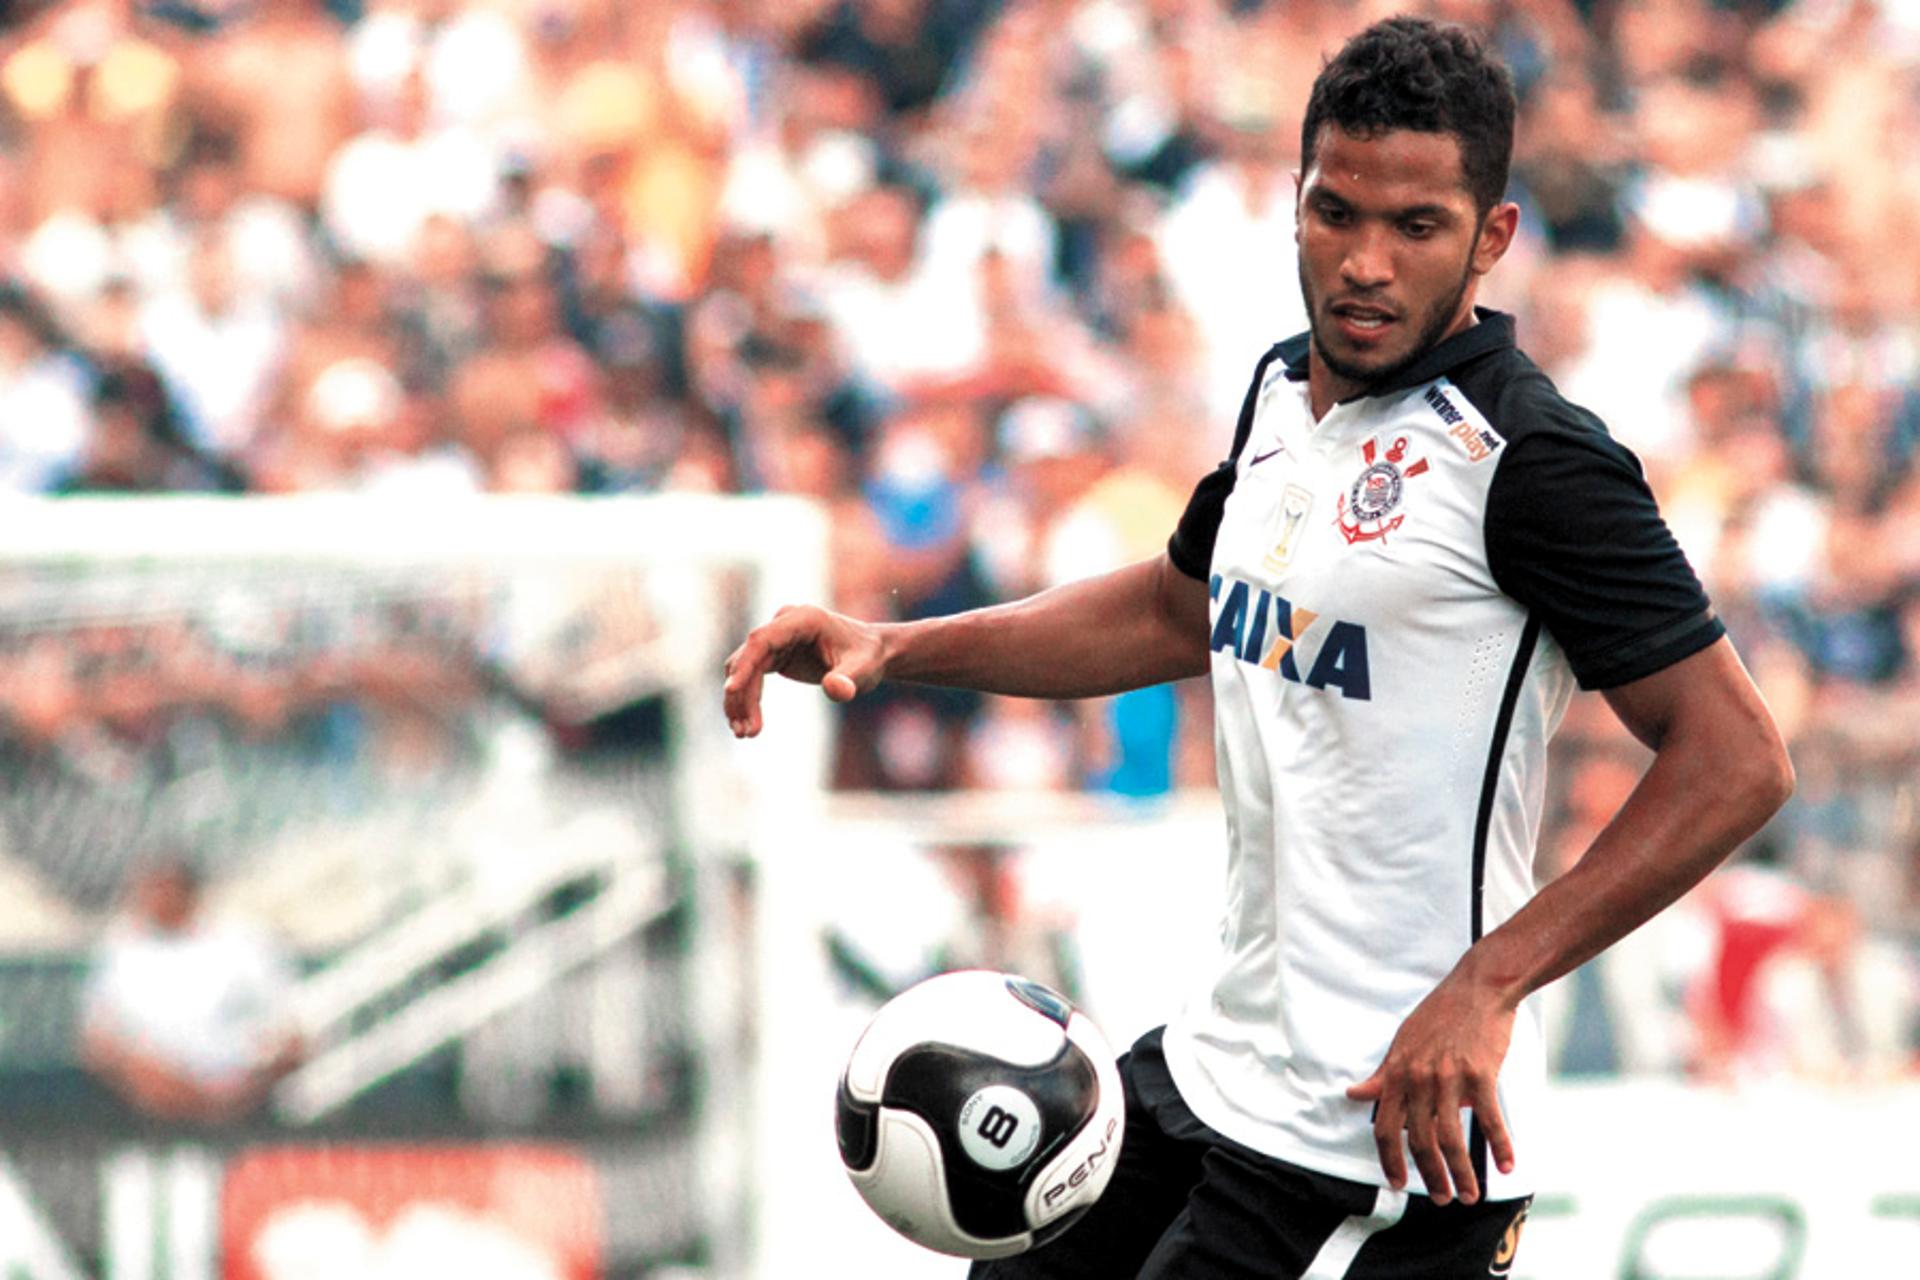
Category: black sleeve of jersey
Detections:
[
  {"x1": 1168, "y1": 461, "x2": 1236, "y2": 580},
  {"x1": 1485, "y1": 413, "x2": 1724, "y2": 690},
  {"x1": 1166, "y1": 345, "x2": 1284, "y2": 582}
]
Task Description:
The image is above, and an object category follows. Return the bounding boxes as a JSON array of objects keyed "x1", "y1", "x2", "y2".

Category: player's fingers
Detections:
[
  {"x1": 722, "y1": 654, "x2": 752, "y2": 731},
  {"x1": 739, "y1": 662, "x2": 768, "y2": 736},
  {"x1": 1346, "y1": 1071, "x2": 1385, "y2": 1102},
  {"x1": 1405, "y1": 1078, "x2": 1451, "y2": 1205},
  {"x1": 1471, "y1": 1078, "x2": 1517, "y2": 1177},
  {"x1": 723, "y1": 633, "x2": 774, "y2": 737},
  {"x1": 821, "y1": 670, "x2": 858, "y2": 702},
  {"x1": 1370, "y1": 1089, "x2": 1409, "y2": 1191},
  {"x1": 1434, "y1": 1074, "x2": 1478, "y2": 1206},
  {"x1": 723, "y1": 631, "x2": 770, "y2": 696},
  {"x1": 722, "y1": 653, "x2": 750, "y2": 735},
  {"x1": 726, "y1": 610, "x2": 823, "y2": 734}
]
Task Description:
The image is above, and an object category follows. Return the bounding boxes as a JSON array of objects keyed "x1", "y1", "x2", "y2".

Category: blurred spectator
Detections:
[
  {"x1": 53, "y1": 360, "x2": 207, "y2": 491},
  {"x1": 831, "y1": 399, "x2": 992, "y2": 790},
  {"x1": 796, "y1": 0, "x2": 995, "y2": 120},
  {"x1": 0, "y1": 284, "x2": 90, "y2": 491},
  {"x1": 323, "y1": 66, "x2": 502, "y2": 268},
  {"x1": 188, "y1": 0, "x2": 351, "y2": 208},
  {"x1": 1539, "y1": 744, "x2": 1705, "y2": 1078},
  {"x1": 2, "y1": 0, "x2": 183, "y2": 237},
  {"x1": 1686, "y1": 860, "x2": 1913, "y2": 1084},
  {"x1": 716, "y1": 58, "x2": 882, "y2": 266},
  {"x1": 814, "y1": 182, "x2": 987, "y2": 397},
  {"x1": 1511, "y1": 69, "x2": 1627, "y2": 255},
  {"x1": 0, "y1": 0, "x2": 1915, "y2": 1078},
  {"x1": 920, "y1": 106, "x2": 1057, "y2": 331},
  {"x1": 134, "y1": 132, "x2": 318, "y2": 312},
  {"x1": 138, "y1": 231, "x2": 283, "y2": 462},
  {"x1": 80, "y1": 856, "x2": 303, "y2": 1124},
  {"x1": 1554, "y1": 209, "x2": 1727, "y2": 475},
  {"x1": 445, "y1": 235, "x2": 602, "y2": 474},
  {"x1": 1157, "y1": 111, "x2": 1307, "y2": 421},
  {"x1": 490, "y1": 423, "x2": 579, "y2": 492}
]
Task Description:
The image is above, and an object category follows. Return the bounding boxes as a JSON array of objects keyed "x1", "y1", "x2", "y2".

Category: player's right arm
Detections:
[{"x1": 723, "y1": 553, "x2": 1210, "y2": 738}]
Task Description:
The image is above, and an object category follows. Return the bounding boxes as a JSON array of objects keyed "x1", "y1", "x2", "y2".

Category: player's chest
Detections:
[{"x1": 1210, "y1": 380, "x2": 1501, "y2": 617}]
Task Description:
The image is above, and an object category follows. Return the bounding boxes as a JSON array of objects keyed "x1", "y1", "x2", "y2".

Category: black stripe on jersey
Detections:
[
  {"x1": 1467, "y1": 613, "x2": 1541, "y2": 1194},
  {"x1": 1575, "y1": 606, "x2": 1721, "y2": 691},
  {"x1": 1472, "y1": 614, "x2": 1541, "y2": 943},
  {"x1": 1229, "y1": 342, "x2": 1290, "y2": 462}
]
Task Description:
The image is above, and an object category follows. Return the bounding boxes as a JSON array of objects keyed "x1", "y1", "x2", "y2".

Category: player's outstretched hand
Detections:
[
  {"x1": 1346, "y1": 969, "x2": 1518, "y2": 1207},
  {"x1": 723, "y1": 604, "x2": 887, "y2": 738}
]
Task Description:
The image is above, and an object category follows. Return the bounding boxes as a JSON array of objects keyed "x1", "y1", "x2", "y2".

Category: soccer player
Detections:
[{"x1": 723, "y1": 17, "x2": 1793, "y2": 1278}]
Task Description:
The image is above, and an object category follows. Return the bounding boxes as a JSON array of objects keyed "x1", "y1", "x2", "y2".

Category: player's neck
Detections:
[{"x1": 1307, "y1": 357, "x2": 1366, "y2": 421}]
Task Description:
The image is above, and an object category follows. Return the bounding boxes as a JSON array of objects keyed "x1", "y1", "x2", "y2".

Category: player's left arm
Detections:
[
  {"x1": 1350, "y1": 402, "x2": 1797, "y2": 1206},
  {"x1": 1350, "y1": 636, "x2": 1792, "y2": 1205}
]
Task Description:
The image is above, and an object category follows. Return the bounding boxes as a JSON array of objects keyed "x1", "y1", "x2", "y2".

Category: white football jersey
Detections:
[{"x1": 1160, "y1": 311, "x2": 1722, "y2": 1200}]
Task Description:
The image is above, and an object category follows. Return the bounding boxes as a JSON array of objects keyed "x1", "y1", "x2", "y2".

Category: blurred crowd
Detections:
[{"x1": 4, "y1": 0, "x2": 1920, "y2": 1081}]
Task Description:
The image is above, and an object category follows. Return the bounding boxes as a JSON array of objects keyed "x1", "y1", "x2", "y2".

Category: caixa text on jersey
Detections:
[{"x1": 1209, "y1": 575, "x2": 1371, "y2": 701}]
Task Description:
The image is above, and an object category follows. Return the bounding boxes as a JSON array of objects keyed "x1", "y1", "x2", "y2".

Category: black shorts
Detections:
[{"x1": 972, "y1": 1028, "x2": 1529, "y2": 1280}]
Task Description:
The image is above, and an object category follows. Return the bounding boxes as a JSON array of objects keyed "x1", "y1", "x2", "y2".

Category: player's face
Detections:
[{"x1": 1295, "y1": 126, "x2": 1517, "y2": 400}]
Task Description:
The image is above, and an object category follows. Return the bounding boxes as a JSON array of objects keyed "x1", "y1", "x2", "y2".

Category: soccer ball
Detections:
[{"x1": 833, "y1": 970, "x2": 1126, "y2": 1260}]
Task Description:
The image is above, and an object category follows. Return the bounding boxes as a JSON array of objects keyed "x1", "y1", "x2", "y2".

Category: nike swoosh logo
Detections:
[{"x1": 1249, "y1": 448, "x2": 1286, "y2": 467}]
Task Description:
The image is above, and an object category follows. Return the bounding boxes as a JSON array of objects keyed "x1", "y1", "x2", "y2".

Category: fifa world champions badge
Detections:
[
  {"x1": 1263, "y1": 484, "x2": 1315, "y2": 573},
  {"x1": 1335, "y1": 435, "x2": 1429, "y2": 544}
]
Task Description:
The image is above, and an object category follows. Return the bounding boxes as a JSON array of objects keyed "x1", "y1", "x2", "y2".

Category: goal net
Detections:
[{"x1": 0, "y1": 494, "x2": 828, "y2": 1280}]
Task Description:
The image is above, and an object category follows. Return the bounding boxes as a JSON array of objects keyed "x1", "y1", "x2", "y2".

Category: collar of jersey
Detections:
[{"x1": 1274, "y1": 307, "x2": 1515, "y2": 400}]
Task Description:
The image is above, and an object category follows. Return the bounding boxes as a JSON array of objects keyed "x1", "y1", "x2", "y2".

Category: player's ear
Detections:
[{"x1": 1470, "y1": 202, "x2": 1519, "y2": 277}]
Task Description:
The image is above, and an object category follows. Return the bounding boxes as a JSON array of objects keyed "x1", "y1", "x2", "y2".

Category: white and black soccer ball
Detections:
[{"x1": 834, "y1": 970, "x2": 1125, "y2": 1260}]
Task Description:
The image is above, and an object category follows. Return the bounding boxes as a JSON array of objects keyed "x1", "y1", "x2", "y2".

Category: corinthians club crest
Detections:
[{"x1": 1335, "y1": 434, "x2": 1429, "y2": 544}]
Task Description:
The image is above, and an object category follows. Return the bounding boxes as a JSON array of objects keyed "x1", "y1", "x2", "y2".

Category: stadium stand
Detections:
[{"x1": 3, "y1": 0, "x2": 1919, "y2": 1274}]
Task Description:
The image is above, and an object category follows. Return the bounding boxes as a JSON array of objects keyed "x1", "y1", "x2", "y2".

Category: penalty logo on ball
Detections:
[{"x1": 957, "y1": 1085, "x2": 1041, "y2": 1170}]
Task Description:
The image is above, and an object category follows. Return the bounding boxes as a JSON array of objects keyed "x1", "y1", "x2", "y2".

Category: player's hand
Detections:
[
  {"x1": 1345, "y1": 967, "x2": 1518, "y2": 1207},
  {"x1": 723, "y1": 604, "x2": 887, "y2": 738}
]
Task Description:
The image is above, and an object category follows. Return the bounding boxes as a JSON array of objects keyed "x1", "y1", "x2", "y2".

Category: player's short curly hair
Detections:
[{"x1": 1301, "y1": 16, "x2": 1517, "y2": 217}]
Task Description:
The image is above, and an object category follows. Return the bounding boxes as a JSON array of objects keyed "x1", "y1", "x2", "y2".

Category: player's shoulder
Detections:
[
  {"x1": 1445, "y1": 341, "x2": 1615, "y2": 454},
  {"x1": 1383, "y1": 310, "x2": 1621, "y2": 464},
  {"x1": 1228, "y1": 337, "x2": 1306, "y2": 460}
]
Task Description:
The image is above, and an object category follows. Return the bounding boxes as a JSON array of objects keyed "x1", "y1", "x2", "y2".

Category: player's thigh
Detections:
[
  {"x1": 969, "y1": 1043, "x2": 1203, "y2": 1280},
  {"x1": 1132, "y1": 1148, "x2": 1529, "y2": 1280},
  {"x1": 1134, "y1": 1145, "x2": 1366, "y2": 1280},
  {"x1": 1346, "y1": 1193, "x2": 1532, "y2": 1279}
]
